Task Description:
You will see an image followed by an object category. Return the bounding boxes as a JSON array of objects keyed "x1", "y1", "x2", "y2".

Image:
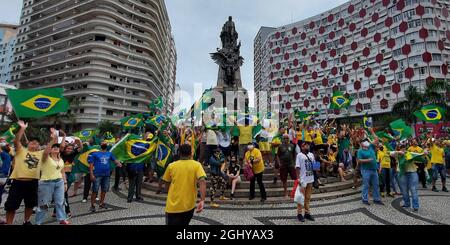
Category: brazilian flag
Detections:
[
  {"x1": 72, "y1": 145, "x2": 100, "y2": 174},
  {"x1": 294, "y1": 110, "x2": 310, "y2": 121},
  {"x1": 145, "y1": 115, "x2": 166, "y2": 128},
  {"x1": 389, "y1": 119, "x2": 413, "y2": 140},
  {"x1": 330, "y1": 90, "x2": 352, "y2": 110},
  {"x1": 74, "y1": 128, "x2": 99, "y2": 142},
  {"x1": 110, "y1": 134, "x2": 157, "y2": 163},
  {"x1": 104, "y1": 132, "x2": 116, "y2": 144},
  {"x1": 156, "y1": 140, "x2": 172, "y2": 176},
  {"x1": 121, "y1": 114, "x2": 144, "y2": 129},
  {"x1": 1, "y1": 123, "x2": 18, "y2": 144},
  {"x1": 363, "y1": 112, "x2": 372, "y2": 129},
  {"x1": 149, "y1": 97, "x2": 164, "y2": 110},
  {"x1": 413, "y1": 105, "x2": 445, "y2": 124},
  {"x1": 6, "y1": 88, "x2": 69, "y2": 118},
  {"x1": 405, "y1": 151, "x2": 425, "y2": 162}
]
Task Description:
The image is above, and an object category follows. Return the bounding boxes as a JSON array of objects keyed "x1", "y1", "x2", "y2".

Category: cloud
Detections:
[{"x1": 167, "y1": 0, "x2": 348, "y2": 110}]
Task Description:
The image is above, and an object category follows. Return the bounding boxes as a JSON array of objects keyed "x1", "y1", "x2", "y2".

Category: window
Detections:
[
  {"x1": 106, "y1": 110, "x2": 114, "y2": 116},
  {"x1": 131, "y1": 102, "x2": 138, "y2": 107},
  {"x1": 363, "y1": 103, "x2": 371, "y2": 110},
  {"x1": 95, "y1": 35, "x2": 106, "y2": 41}
]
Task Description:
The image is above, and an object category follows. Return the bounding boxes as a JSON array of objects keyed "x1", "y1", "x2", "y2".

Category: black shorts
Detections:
[
  {"x1": 280, "y1": 166, "x2": 297, "y2": 182},
  {"x1": 166, "y1": 209, "x2": 195, "y2": 225},
  {"x1": 4, "y1": 179, "x2": 38, "y2": 211}
]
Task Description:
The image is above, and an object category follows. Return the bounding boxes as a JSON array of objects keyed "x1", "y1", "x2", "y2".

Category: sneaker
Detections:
[
  {"x1": 23, "y1": 221, "x2": 32, "y2": 225},
  {"x1": 59, "y1": 220, "x2": 70, "y2": 225},
  {"x1": 230, "y1": 193, "x2": 234, "y2": 200},
  {"x1": 99, "y1": 204, "x2": 108, "y2": 210},
  {"x1": 374, "y1": 201, "x2": 384, "y2": 206},
  {"x1": 219, "y1": 196, "x2": 230, "y2": 201},
  {"x1": 210, "y1": 202, "x2": 220, "y2": 208},
  {"x1": 297, "y1": 214, "x2": 305, "y2": 222},
  {"x1": 362, "y1": 201, "x2": 370, "y2": 206},
  {"x1": 381, "y1": 192, "x2": 386, "y2": 198},
  {"x1": 352, "y1": 186, "x2": 357, "y2": 190},
  {"x1": 432, "y1": 186, "x2": 439, "y2": 192},
  {"x1": 260, "y1": 198, "x2": 266, "y2": 203},
  {"x1": 387, "y1": 193, "x2": 395, "y2": 198},
  {"x1": 96, "y1": 197, "x2": 100, "y2": 201},
  {"x1": 90, "y1": 206, "x2": 96, "y2": 213},
  {"x1": 304, "y1": 213, "x2": 315, "y2": 221},
  {"x1": 401, "y1": 204, "x2": 411, "y2": 208},
  {"x1": 135, "y1": 197, "x2": 144, "y2": 202},
  {"x1": 127, "y1": 199, "x2": 133, "y2": 203},
  {"x1": 413, "y1": 208, "x2": 419, "y2": 212},
  {"x1": 442, "y1": 187, "x2": 448, "y2": 192},
  {"x1": 82, "y1": 199, "x2": 87, "y2": 203}
]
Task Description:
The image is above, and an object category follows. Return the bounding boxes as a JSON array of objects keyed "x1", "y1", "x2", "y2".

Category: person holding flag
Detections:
[{"x1": 408, "y1": 139, "x2": 427, "y2": 189}]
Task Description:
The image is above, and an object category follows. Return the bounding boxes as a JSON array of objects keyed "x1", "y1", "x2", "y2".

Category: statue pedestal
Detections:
[{"x1": 205, "y1": 87, "x2": 249, "y2": 126}]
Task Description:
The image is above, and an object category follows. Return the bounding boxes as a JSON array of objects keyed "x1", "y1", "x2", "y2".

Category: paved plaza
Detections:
[{"x1": 2, "y1": 182, "x2": 449, "y2": 225}]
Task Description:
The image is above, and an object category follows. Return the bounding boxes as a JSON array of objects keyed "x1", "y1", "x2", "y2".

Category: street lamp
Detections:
[{"x1": 89, "y1": 94, "x2": 105, "y2": 125}]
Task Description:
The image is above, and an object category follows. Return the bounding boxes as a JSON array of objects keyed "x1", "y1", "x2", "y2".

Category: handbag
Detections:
[
  {"x1": 243, "y1": 164, "x2": 254, "y2": 181},
  {"x1": 294, "y1": 185, "x2": 305, "y2": 205}
]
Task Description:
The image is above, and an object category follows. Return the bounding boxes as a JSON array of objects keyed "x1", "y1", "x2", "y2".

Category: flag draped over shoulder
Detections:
[
  {"x1": 110, "y1": 134, "x2": 157, "y2": 163},
  {"x1": 413, "y1": 105, "x2": 445, "y2": 124},
  {"x1": 6, "y1": 88, "x2": 69, "y2": 118},
  {"x1": 72, "y1": 145, "x2": 100, "y2": 174},
  {"x1": 330, "y1": 90, "x2": 352, "y2": 110},
  {"x1": 389, "y1": 119, "x2": 413, "y2": 140}
]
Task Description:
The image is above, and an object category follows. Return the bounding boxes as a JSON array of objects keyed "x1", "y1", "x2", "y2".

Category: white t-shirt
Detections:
[
  {"x1": 217, "y1": 130, "x2": 231, "y2": 148},
  {"x1": 296, "y1": 152, "x2": 315, "y2": 186}
]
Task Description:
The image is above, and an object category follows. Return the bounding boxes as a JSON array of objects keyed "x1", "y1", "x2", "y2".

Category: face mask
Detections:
[{"x1": 0, "y1": 142, "x2": 6, "y2": 147}]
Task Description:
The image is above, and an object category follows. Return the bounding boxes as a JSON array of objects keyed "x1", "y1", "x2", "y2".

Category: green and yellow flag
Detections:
[
  {"x1": 74, "y1": 128, "x2": 99, "y2": 142},
  {"x1": 156, "y1": 140, "x2": 172, "y2": 175},
  {"x1": 1, "y1": 124, "x2": 18, "y2": 143},
  {"x1": 6, "y1": 88, "x2": 69, "y2": 118},
  {"x1": 104, "y1": 132, "x2": 116, "y2": 144},
  {"x1": 145, "y1": 115, "x2": 166, "y2": 128},
  {"x1": 413, "y1": 105, "x2": 445, "y2": 124},
  {"x1": 330, "y1": 90, "x2": 352, "y2": 110},
  {"x1": 110, "y1": 134, "x2": 157, "y2": 163},
  {"x1": 72, "y1": 145, "x2": 100, "y2": 174},
  {"x1": 363, "y1": 112, "x2": 372, "y2": 129},
  {"x1": 120, "y1": 115, "x2": 144, "y2": 129},
  {"x1": 149, "y1": 97, "x2": 164, "y2": 110},
  {"x1": 389, "y1": 119, "x2": 413, "y2": 140}
]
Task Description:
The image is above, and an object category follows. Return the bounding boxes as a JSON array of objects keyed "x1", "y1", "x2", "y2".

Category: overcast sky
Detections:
[{"x1": 1, "y1": 0, "x2": 348, "y2": 110}]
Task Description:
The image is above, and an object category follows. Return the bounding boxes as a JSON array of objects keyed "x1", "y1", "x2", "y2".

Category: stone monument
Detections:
[{"x1": 209, "y1": 16, "x2": 249, "y2": 124}]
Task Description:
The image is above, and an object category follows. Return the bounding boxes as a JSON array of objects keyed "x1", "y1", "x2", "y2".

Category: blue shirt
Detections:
[
  {"x1": 357, "y1": 144, "x2": 378, "y2": 170},
  {"x1": 0, "y1": 152, "x2": 12, "y2": 178},
  {"x1": 88, "y1": 151, "x2": 117, "y2": 177}
]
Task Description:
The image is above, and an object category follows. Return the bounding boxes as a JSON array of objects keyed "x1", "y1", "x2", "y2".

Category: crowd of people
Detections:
[{"x1": 0, "y1": 113, "x2": 449, "y2": 225}]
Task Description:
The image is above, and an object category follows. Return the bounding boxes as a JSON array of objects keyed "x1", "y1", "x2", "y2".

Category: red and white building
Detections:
[{"x1": 254, "y1": 0, "x2": 450, "y2": 120}]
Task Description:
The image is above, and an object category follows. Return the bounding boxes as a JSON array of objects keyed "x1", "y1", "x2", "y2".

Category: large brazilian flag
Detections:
[
  {"x1": 110, "y1": 134, "x2": 157, "y2": 164},
  {"x1": 6, "y1": 88, "x2": 69, "y2": 118},
  {"x1": 72, "y1": 145, "x2": 100, "y2": 174},
  {"x1": 413, "y1": 105, "x2": 445, "y2": 124},
  {"x1": 330, "y1": 90, "x2": 352, "y2": 110}
]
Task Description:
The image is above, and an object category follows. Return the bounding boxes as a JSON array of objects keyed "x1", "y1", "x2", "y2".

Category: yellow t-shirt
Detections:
[
  {"x1": 327, "y1": 134, "x2": 337, "y2": 146},
  {"x1": 10, "y1": 148, "x2": 43, "y2": 180},
  {"x1": 408, "y1": 146, "x2": 424, "y2": 153},
  {"x1": 328, "y1": 152, "x2": 337, "y2": 163},
  {"x1": 304, "y1": 130, "x2": 313, "y2": 143},
  {"x1": 245, "y1": 148, "x2": 264, "y2": 174},
  {"x1": 40, "y1": 157, "x2": 64, "y2": 181},
  {"x1": 163, "y1": 160, "x2": 207, "y2": 213},
  {"x1": 377, "y1": 150, "x2": 391, "y2": 169},
  {"x1": 313, "y1": 130, "x2": 323, "y2": 145},
  {"x1": 238, "y1": 126, "x2": 253, "y2": 145},
  {"x1": 296, "y1": 130, "x2": 302, "y2": 141},
  {"x1": 430, "y1": 144, "x2": 444, "y2": 164}
]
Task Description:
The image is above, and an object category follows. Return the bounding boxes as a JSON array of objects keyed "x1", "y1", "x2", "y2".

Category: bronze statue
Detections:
[{"x1": 211, "y1": 16, "x2": 244, "y2": 89}]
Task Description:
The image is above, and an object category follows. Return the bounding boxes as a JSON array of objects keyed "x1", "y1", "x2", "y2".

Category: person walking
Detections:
[{"x1": 163, "y1": 144, "x2": 207, "y2": 225}]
